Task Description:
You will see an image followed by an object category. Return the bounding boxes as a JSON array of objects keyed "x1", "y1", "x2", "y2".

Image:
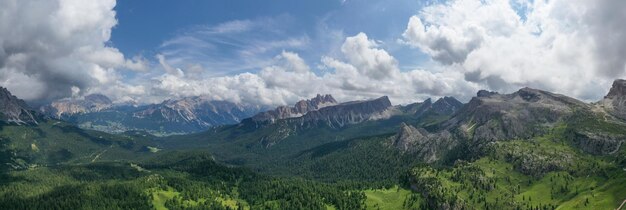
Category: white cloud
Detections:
[
  {"x1": 159, "y1": 15, "x2": 310, "y2": 77},
  {"x1": 341, "y1": 33, "x2": 399, "y2": 80},
  {"x1": 0, "y1": 0, "x2": 146, "y2": 102},
  {"x1": 401, "y1": 0, "x2": 626, "y2": 100},
  {"x1": 146, "y1": 33, "x2": 476, "y2": 106}
]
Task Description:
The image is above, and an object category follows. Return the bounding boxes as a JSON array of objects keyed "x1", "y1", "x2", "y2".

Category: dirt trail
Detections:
[
  {"x1": 617, "y1": 199, "x2": 626, "y2": 210},
  {"x1": 91, "y1": 145, "x2": 113, "y2": 163}
]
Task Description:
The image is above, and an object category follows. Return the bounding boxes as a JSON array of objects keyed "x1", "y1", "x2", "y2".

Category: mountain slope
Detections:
[
  {"x1": 0, "y1": 88, "x2": 159, "y2": 170},
  {"x1": 0, "y1": 87, "x2": 39, "y2": 125},
  {"x1": 42, "y1": 95, "x2": 267, "y2": 135},
  {"x1": 161, "y1": 95, "x2": 463, "y2": 176}
]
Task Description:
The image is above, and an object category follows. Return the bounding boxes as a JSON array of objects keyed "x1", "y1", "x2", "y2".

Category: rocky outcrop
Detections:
[
  {"x1": 393, "y1": 123, "x2": 430, "y2": 152},
  {"x1": 251, "y1": 94, "x2": 337, "y2": 123},
  {"x1": 297, "y1": 96, "x2": 393, "y2": 128},
  {"x1": 599, "y1": 79, "x2": 626, "y2": 120},
  {"x1": 391, "y1": 123, "x2": 454, "y2": 163},
  {"x1": 0, "y1": 87, "x2": 38, "y2": 124},
  {"x1": 572, "y1": 131, "x2": 624, "y2": 155},
  {"x1": 250, "y1": 96, "x2": 394, "y2": 146},
  {"x1": 400, "y1": 97, "x2": 463, "y2": 118},
  {"x1": 40, "y1": 94, "x2": 113, "y2": 118},
  {"x1": 446, "y1": 87, "x2": 587, "y2": 144},
  {"x1": 431, "y1": 97, "x2": 464, "y2": 115}
]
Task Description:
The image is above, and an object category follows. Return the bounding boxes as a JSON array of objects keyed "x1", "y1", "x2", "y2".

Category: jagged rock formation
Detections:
[
  {"x1": 599, "y1": 79, "x2": 626, "y2": 120},
  {"x1": 248, "y1": 96, "x2": 394, "y2": 146},
  {"x1": 431, "y1": 97, "x2": 464, "y2": 115},
  {"x1": 400, "y1": 97, "x2": 463, "y2": 117},
  {"x1": 40, "y1": 94, "x2": 113, "y2": 118},
  {"x1": 0, "y1": 87, "x2": 38, "y2": 124},
  {"x1": 296, "y1": 96, "x2": 393, "y2": 128},
  {"x1": 251, "y1": 94, "x2": 337, "y2": 123}
]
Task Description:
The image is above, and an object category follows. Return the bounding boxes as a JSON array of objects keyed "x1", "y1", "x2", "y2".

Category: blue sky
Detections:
[
  {"x1": 1, "y1": 0, "x2": 625, "y2": 106},
  {"x1": 110, "y1": 0, "x2": 432, "y2": 76}
]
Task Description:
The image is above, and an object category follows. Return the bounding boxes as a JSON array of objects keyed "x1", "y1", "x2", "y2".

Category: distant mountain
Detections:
[
  {"x1": 132, "y1": 96, "x2": 267, "y2": 133},
  {"x1": 431, "y1": 96, "x2": 464, "y2": 115},
  {"x1": 246, "y1": 95, "x2": 391, "y2": 127},
  {"x1": 288, "y1": 95, "x2": 393, "y2": 128},
  {"x1": 250, "y1": 94, "x2": 337, "y2": 123},
  {"x1": 0, "y1": 87, "x2": 157, "y2": 170},
  {"x1": 0, "y1": 87, "x2": 39, "y2": 125},
  {"x1": 41, "y1": 95, "x2": 267, "y2": 135},
  {"x1": 237, "y1": 95, "x2": 395, "y2": 146},
  {"x1": 445, "y1": 87, "x2": 587, "y2": 142},
  {"x1": 400, "y1": 97, "x2": 463, "y2": 116},
  {"x1": 40, "y1": 94, "x2": 113, "y2": 118},
  {"x1": 386, "y1": 83, "x2": 626, "y2": 163}
]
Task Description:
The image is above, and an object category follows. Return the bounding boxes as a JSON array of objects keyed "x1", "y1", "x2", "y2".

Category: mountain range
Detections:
[
  {"x1": 0, "y1": 80, "x2": 625, "y2": 209},
  {"x1": 40, "y1": 94, "x2": 267, "y2": 135}
]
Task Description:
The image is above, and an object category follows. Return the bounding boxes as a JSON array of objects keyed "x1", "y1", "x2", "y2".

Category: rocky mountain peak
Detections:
[
  {"x1": 310, "y1": 94, "x2": 337, "y2": 106},
  {"x1": 0, "y1": 87, "x2": 38, "y2": 124},
  {"x1": 432, "y1": 97, "x2": 463, "y2": 115},
  {"x1": 40, "y1": 93, "x2": 114, "y2": 118},
  {"x1": 599, "y1": 79, "x2": 626, "y2": 120},
  {"x1": 297, "y1": 96, "x2": 393, "y2": 127},
  {"x1": 605, "y1": 79, "x2": 626, "y2": 99},
  {"x1": 251, "y1": 94, "x2": 338, "y2": 123},
  {"x1": 84, "y1": 94, "x2": 112, "y2": 105},
  {"x1": 294, "y1": 94, "x2": 337, "y2": 113},
  {"x1": 394, "y1": 123, "x2": 426, "y2": 150},
  {"x1": 391, "y1": 122, "x2": 450, "y2": 163},
  {"x1": 477, "y1": 90, "x2": 498, "y2": 97}
]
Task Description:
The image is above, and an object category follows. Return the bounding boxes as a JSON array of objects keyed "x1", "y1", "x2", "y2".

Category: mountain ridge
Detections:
[{"x1": 0, "y1": 87, "x2": 39, "y2": 125}]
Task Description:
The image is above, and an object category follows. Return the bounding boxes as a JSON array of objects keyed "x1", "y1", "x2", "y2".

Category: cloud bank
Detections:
[
  {"x1": 402, "y1": 0, "x2": 626, "y2": 100},
  {"x1": 2, "y1": 0, "x2": 626, "y2": 107},
  {"x1": 0, "y1": 0, "x2": 147, "y2": 103},
  {"x1": 151, "y1": 33, "x2": 476, "y2": 106}
]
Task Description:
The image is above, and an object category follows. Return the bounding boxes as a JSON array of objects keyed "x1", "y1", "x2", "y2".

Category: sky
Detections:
[{"x1": 0, "y1": 0, "x2": 625, "y2": 107}]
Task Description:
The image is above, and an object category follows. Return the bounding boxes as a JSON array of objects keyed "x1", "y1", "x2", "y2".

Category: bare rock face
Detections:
[
  {"x1": 251, "y1": 94, "x2": 338, "y2": 123},
  {"x1": 431, "y1": 97, "x2": 464, "y2": 115},
  {"x1": 572, "y1": 131, "x2": 624, "y2": 155},
  {"x1": 390, "y1": 123, "x2": 453, "y2": 163},
  {"x1": 600, "y1": 79, "x2": 626, "y2": 120},
  {"x1": 393, "y1": 123, "x2": 429, "y2": 152},
  {"x1": 401, "y1": 97, "x2": 463, "y2": 118},
  {"x1": 249, "y1": 96, "x2": 394, "y2": 146},
  {"x1": 40, "y1": 94, "x2": 113, "y2": 118},
  {"x1": 446, "y1": 87, "x2": 587, "y2": 145},
  {"x1": 298, "y1": 96, "x2": 393, "y2": 128},
  {"x1": 0, "y1": 87, "x2": 38, "y2": 124}
]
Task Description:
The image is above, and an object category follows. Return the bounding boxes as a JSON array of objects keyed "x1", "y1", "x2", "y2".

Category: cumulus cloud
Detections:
[
  {"x1": 147, "y1": 33, "x2": 476, "y2": 106},
  {"x1": 5, "y1": 0, "x2": 623, "y2": 108},
  {"x1": 401, "y1": 0, "x2": 626, "y2": 100},
  {"x1": 0, "y1": 0, "x2": 146, "y2": 102}
]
